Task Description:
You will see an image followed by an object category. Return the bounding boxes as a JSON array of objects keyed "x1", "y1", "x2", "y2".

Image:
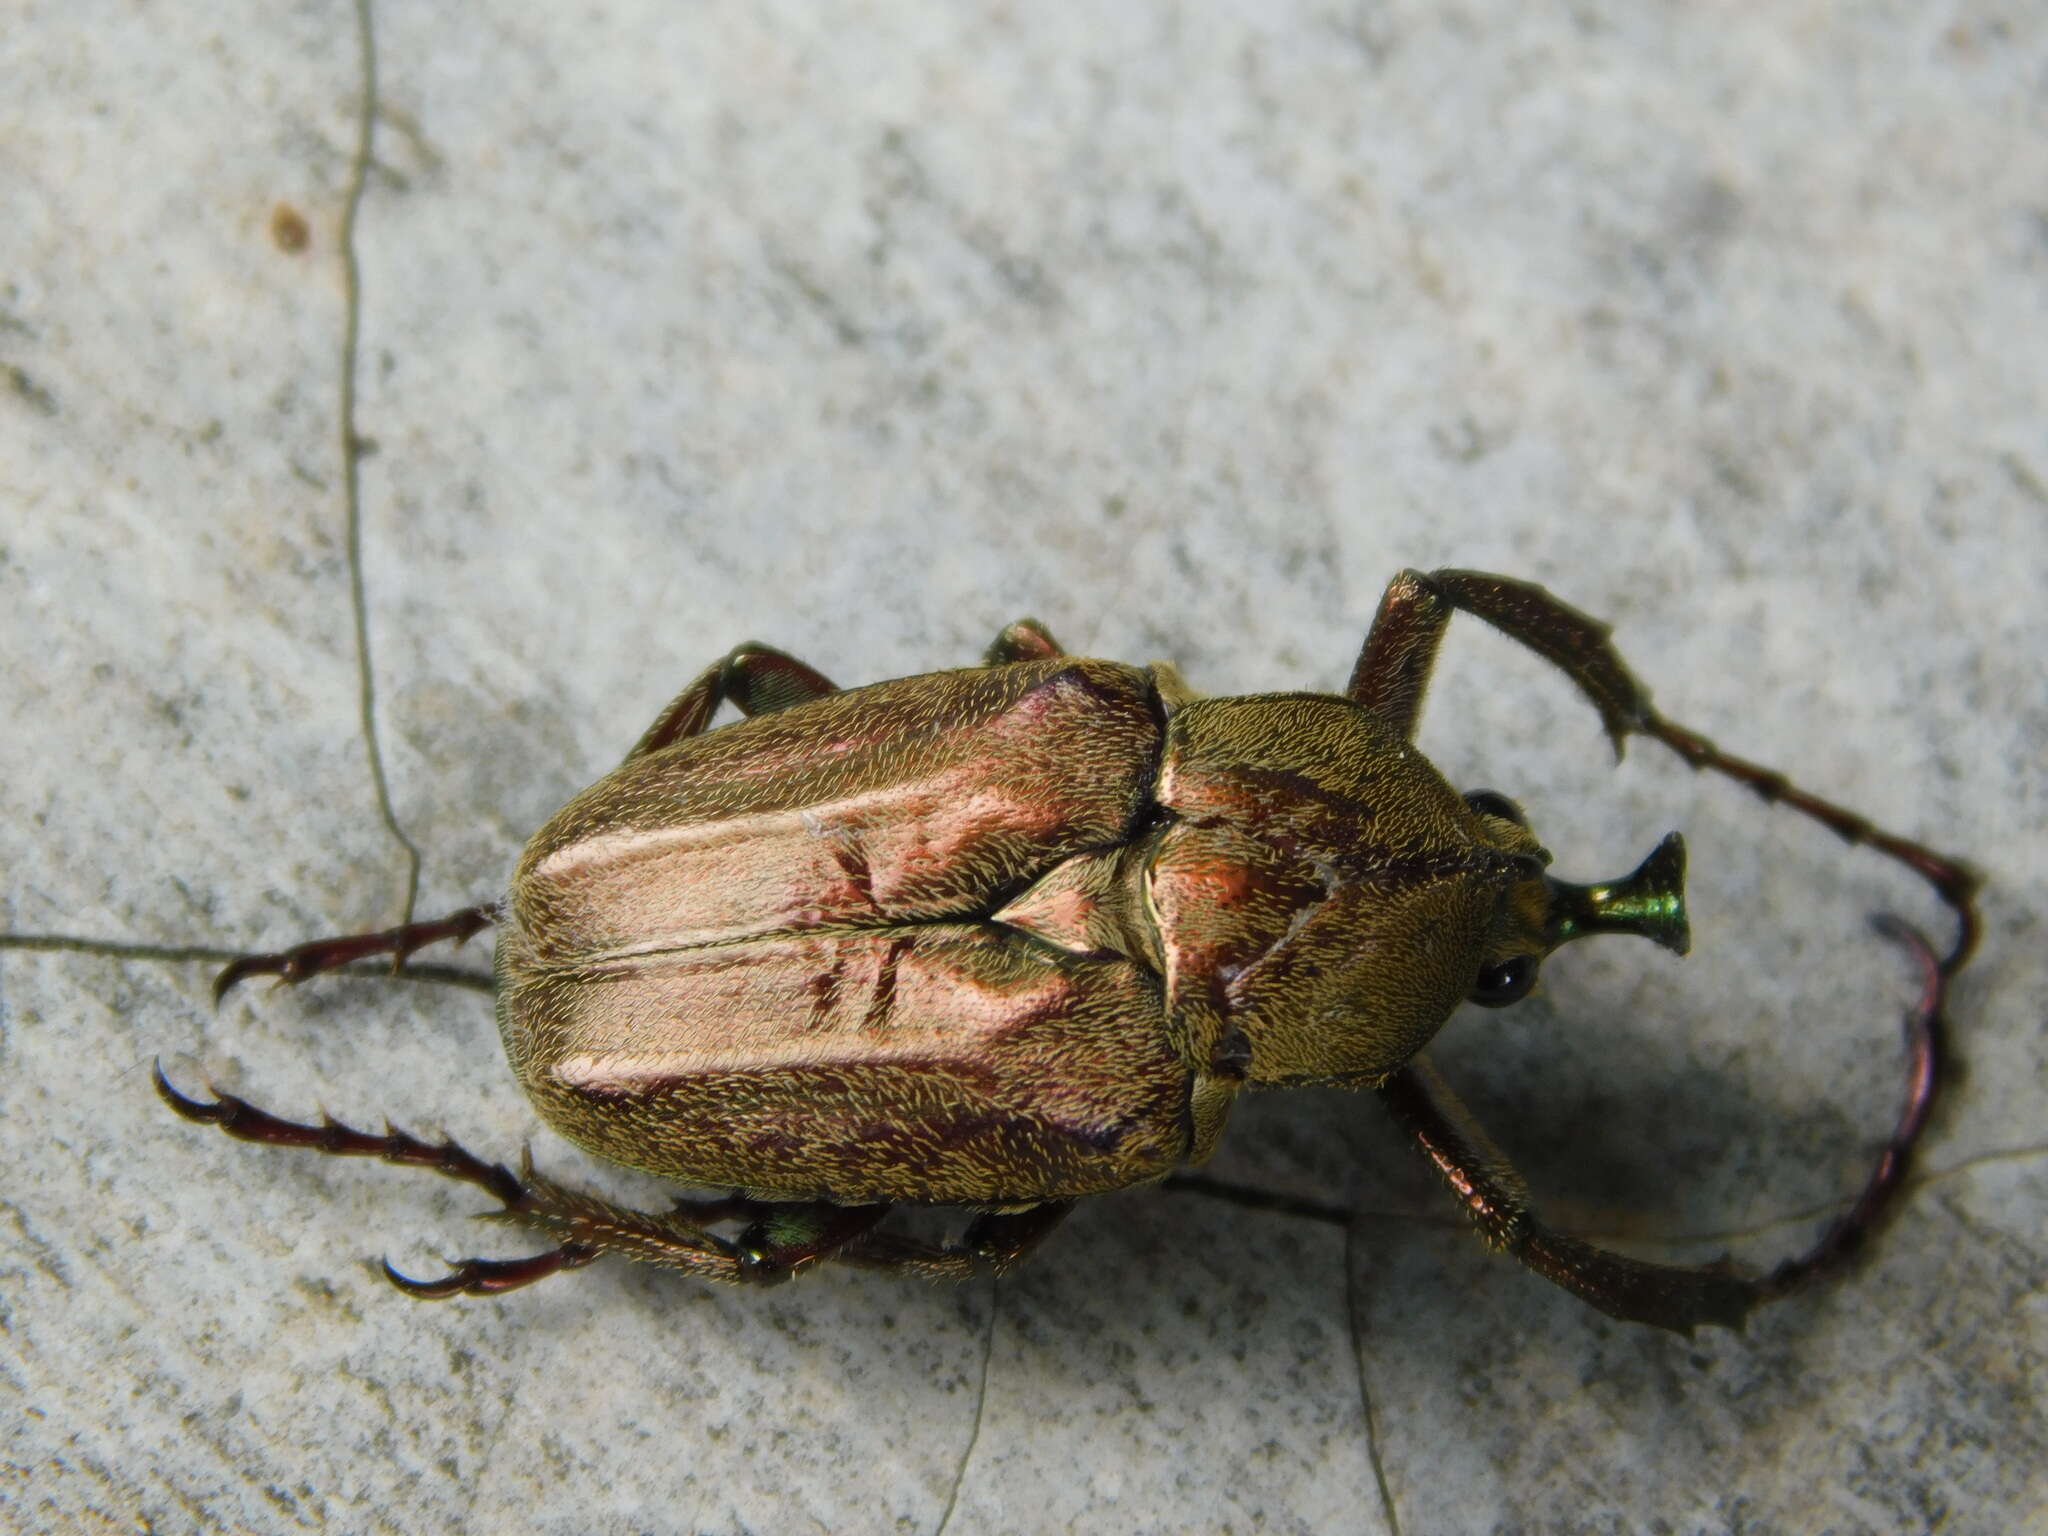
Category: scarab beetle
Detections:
[{"x1": 162, "y1": 569, "x2": 1978, "y2": 1334}]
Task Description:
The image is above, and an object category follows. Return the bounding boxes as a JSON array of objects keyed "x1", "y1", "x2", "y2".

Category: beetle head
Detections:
[{"x1": 1461, "y1": 790, "x2": 1690, "y2": 1012}]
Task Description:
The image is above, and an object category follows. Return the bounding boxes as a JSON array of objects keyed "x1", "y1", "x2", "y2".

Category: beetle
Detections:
[{"x1": 160, "y1": 569, "x2": 1978, "y2": 1334}]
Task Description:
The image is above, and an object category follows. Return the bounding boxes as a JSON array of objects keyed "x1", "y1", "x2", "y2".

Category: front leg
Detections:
[
  {"x1": 1350, "y1": 569, "x2": 1649, "y2": 754},
  {"x1": 1379, "y1": 1054, "x2": 1753, "y2": 1333},
  {"x1": 1350, "y1": 568, "x2": 1979, "y2": 1326},
  {"x1": 1380, "y1": 916, "x2": 1946, "y2": 1332},
  {"x1": 1346, "y1": 570, "x2": 1457, "y2": 742},
  {"x1": 1349, "y1": 568, "x2": 1978, "y2": 968}
]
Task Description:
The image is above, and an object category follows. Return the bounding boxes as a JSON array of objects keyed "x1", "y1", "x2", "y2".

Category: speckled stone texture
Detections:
[{"x1": 3, "y1": 4, "x2": 2043, "y2": 1533}]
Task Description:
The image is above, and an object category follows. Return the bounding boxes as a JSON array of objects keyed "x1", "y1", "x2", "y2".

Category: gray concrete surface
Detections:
[{"x1": 4, "y1": 4, "x2": 2044, "y2": 1532}]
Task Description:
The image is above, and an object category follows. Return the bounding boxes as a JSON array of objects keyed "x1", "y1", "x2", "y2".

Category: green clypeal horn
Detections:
[{"x1": 1545, "y1": 832, "x2": 1691, "y2": 957}]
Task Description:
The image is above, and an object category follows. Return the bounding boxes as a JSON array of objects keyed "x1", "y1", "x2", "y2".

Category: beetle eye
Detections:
[
  {"x1": 1470, "y1": 955, "x2": 1538, "y2": 1008},
  {"x1": 1464, "y1": 789, "x2": 1527, "y2": 826}
]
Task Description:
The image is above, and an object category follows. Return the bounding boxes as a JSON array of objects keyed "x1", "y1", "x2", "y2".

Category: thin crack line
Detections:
[
  {"x1": 0, "y1": 935, "x2": 243, "y2": 966},
  {"x1": 0, "y1": 932, "x2": 492, "y2": 994},
  {"x1": 1593, "y1": 1143, "x2": 2048, "y2": 1249},
  {"x1": 1921, "y1": 1142, "x2": 2048, "y2": 1179},
  {"x1": 933, "y1": 1277, "x2": 998, "y2": 1536},
  {"x1": 339, "y1": 0, "x2": 422, "y2": 929},
  {"x1": 1161, "y1": 1170, "x2": 1352, "y2": 1224},
  {"x1": 1166, "y1": 1137, "x2": 2048, "y2": 1246},
  {"x1": 1346, "y1": 1222, "x2": 1402, "y2": 1536}
]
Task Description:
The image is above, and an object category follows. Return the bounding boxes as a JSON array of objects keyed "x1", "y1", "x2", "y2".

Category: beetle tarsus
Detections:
[
  {"x1": 382, "y1": 1243, "x2": 599, "y2": 1299},
  {"x1": 1756, "y1": 915, "x2": 1946, "y2": 1302},
  {"x1": 1635, "y1": 716, "x2": 1980, "y2": 972},
  {"x1": 154, "y1": 1060, "x2": 530, "y2": 1210},
  {"x1": 212, "y1": 904, "x2": 502, "y2": 1003},
  {"x1": 153, "y1": 1057, "x2": 205, "y2": 1116}
]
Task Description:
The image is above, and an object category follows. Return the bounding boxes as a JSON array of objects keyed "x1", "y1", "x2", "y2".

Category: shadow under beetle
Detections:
[{"x1": 162, "y1": 569, "x2": 1980, "y2": 1334}]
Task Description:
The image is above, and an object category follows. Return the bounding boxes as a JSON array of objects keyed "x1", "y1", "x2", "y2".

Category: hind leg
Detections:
[
  {"x1": 157, "y1": 1065, "x2": 1071, "y2": 1296},
  {"x1": 154, "y1": 1063, "x2": 906, "y2": 1295},
  {"x1": 212, "y1": 903, "x2": 500, "y2": 1001}
]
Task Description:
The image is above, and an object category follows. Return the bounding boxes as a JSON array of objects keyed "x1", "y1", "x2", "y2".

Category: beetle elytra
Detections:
[{"x1": 162, "y1": 569, "x2": 1978, "y2": 1333}]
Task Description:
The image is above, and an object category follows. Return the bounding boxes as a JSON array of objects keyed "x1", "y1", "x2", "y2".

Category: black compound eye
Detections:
[
  {"x1": 1464, "y1": 789, "x2": 1527, "y2": 827},
  {"x1": 1470, "y1": 955, "x2": 1538, "y2": 1008}
]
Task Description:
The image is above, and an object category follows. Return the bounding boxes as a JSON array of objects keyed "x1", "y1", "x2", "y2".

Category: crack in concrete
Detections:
[
  {"x1": 36, "y1": 20, "x2": 2021, "y2": 1521},
  {"x1": 337, "y1": 0, "x2": 423, "y2": 931},
  {"x1": 1573, "y1": 1144, "x2": 2048, "y2": 1251},
  {"x1": 0, "y1": 934, "x2": 243, "y2": 966},
  {"x1": 0, "y1": 932, "x2": 492, "y2": 995},
  {"x1": 1346, "y1": 1222, "x2": 1403, "y2": 1536},
  {"x1": 933, "y1": 1279, "x2": 998, "y2": 1536},
  {"x1": 1165, "y1": 1138, "x2": 2048, "y2": 1244},
  {"x1": 1925, "y1": 1142, "x2": 2048, "y2": 1177},
  {"x1": 1161, "y1": 1170, "x2": 1353, "y2": 1225}
]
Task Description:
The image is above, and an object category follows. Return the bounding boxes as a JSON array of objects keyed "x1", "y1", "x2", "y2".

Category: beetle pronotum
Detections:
[{"x1": 162, "y1": 569, "x2": 1978, "y2": 1333}]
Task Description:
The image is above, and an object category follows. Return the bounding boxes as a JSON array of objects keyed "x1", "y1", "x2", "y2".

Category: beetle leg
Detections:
[
  {"x1": 835, "y1": 1201, "x2": 1076, "y2": 1279},
  {"x1": 718, "y1": 1201, "x2": 893, "y2": 1283},
  {"x1": 1352, "y1": 567, "x2": 1979, "y2": 970},
  {"x1": 1751, "y1": 914, "x2": 1946, "y2": 1302},
  {"x1": 159, "y1": 1060, "x2": 1076, "y2": 1293},
  {"x1": 1352, "y1": 569, "x2": 1977, "y2": 1325},
  {"x1": 625, "y1": 643, "x2": 839, "y2": 759},
  {"x1": 1348, "y1": 569, "x2": 1453, "y2": 743},
  {"x1": 154, "y1": 1062, "x2": 901, "y2": 1294},
  {"x1": 213, "y1": 903, "x2": 500, "y2": 1001},
  {"x1": 155, "y1": 1058, "x2": 529, "y2": 1204},
  {"x1": 382, "y1": 1242, "x2": 602, "y2": 1298},
  {"x1": 1378, "y1": 1054, "x2": 1758, "y2": 1333},
  {"x1": 409, "y1": 1176, "x2": 894, "y2": 1290},
  {"x1": 154, "y1": 1059, "x2": 601, "y2": 1296},
  {"x1": 983, "y1": 618, "x2": 1065, "y2": 664},
  {"x1": 468, "y1": 1196, "x2": 1067, "y2": 1289},
  {"x1": 1382, "y1": 916, "x2": 1948, "y2": 1333}
]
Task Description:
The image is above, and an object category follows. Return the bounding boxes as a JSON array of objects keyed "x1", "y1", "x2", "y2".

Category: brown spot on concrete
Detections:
[{"x1": 270, "y1": 202, "x2": 312, "y2": 254}]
